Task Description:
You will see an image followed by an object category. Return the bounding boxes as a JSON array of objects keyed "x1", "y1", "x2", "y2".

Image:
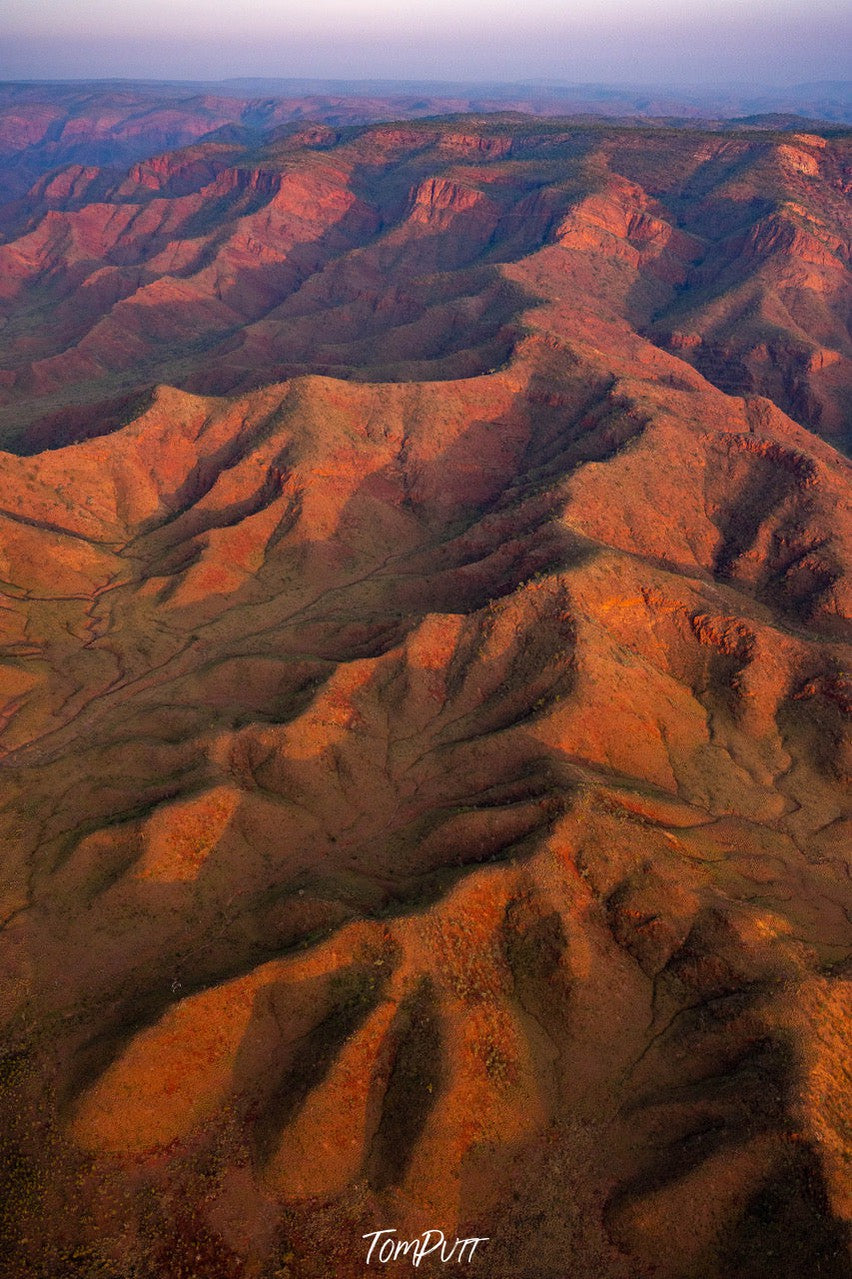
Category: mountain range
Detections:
[{"x1": 0, "y1": 85, "x2": 849, "y2": 1279}]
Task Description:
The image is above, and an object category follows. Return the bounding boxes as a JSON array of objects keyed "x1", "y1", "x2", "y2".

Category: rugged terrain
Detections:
[
  {"x1": 0, "y1": 102, "x2": 849, "y2": 1279},
  {"x1": 0, "y1": 108, "x2": 849, "y2": 449}
]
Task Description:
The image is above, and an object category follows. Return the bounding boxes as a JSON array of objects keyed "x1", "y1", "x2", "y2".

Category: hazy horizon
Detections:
[{"x1": 3, "y1": 0, "x2": 850, "y2": 86}]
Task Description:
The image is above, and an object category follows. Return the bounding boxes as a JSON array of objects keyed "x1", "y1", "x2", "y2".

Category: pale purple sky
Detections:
[{"x1": 3, "y1": 0, "x2": 850, "y2": 84}]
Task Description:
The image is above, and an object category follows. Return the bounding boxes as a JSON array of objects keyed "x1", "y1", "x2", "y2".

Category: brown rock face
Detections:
[{"x1": 0, "y1": 108, "x2": 849, "y2": 1279}]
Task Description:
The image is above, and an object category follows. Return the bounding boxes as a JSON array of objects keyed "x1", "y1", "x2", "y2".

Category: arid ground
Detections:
[{"x1": 0, "y1": 89, "x2": 849, "y2": 1278}]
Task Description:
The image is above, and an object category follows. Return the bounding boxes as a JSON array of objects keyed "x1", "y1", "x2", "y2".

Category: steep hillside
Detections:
[{"x1": 0, "y1": 112, "x2": 849, "y2": 1279}]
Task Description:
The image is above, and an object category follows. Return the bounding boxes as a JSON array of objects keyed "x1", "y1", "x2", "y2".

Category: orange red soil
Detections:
[{"x1": 0, "y1": 109, "x2": 849, "y2": 1279}]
